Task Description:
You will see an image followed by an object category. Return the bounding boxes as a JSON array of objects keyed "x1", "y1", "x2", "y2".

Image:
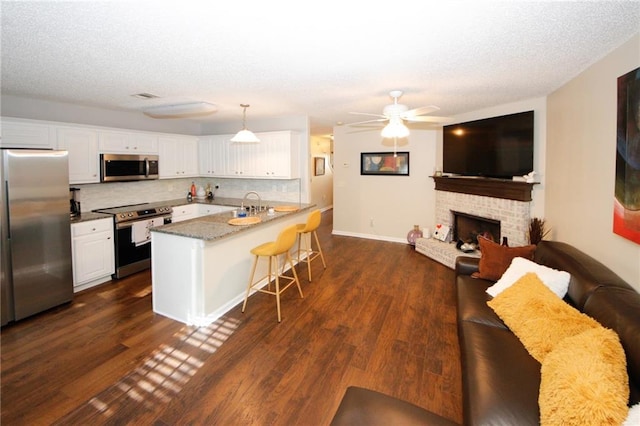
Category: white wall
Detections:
[
  {"x1": 547, "y1": 33, "x2": 640, "y2": 290},
  {"x1": 309, "y1": 135, "x2": 333, "y2": 211},
  {"x1": 332, "y1": 127, "x2": 437, "y2": 242}
]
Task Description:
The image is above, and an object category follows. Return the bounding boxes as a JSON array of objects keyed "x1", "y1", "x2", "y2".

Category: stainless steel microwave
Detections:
[{"x1": 100, "y1": 154, "x2": 159, "y2": 182}]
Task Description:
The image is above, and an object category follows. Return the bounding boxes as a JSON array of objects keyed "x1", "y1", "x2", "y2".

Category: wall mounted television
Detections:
[{"x1": 443, "y1": 111, "x2": 534, "y2": 179}]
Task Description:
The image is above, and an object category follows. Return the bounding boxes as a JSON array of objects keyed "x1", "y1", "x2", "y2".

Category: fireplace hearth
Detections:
[{"x1": 416, "y1": 188, "x2": 532, "y2": 268}]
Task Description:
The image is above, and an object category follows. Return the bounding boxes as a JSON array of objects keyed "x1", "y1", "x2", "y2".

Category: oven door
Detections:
[
  {"x1": 100, "y1": 154, "x2": 159, "y2": 182},
  {"x1": 113, "y1": 215, "x2": 170, "y2": 279}
]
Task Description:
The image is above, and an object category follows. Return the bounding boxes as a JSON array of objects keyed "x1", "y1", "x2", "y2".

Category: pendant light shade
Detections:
[
  {"x1": 231, "y1": 104, "x2": 260, "y2": 143},
  {"x1": 381, "y1": 117, "x2": 410, "y2": 139}
]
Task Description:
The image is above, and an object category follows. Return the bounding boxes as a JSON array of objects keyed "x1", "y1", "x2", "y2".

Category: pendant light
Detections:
[{"x1": 231, "y1": 104, "x2": 260, "y2": 143}]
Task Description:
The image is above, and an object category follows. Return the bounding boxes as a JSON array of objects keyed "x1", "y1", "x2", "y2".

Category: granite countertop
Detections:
[
  {"x1": 71, "y1": 197, "x2": 284, "y2": 224},
  {"x1": 152, "y1": 203, "x2": 313, "y2": 241},
  {"x1": 70, "y1": 211, "x2": 112, "y2": 224}
]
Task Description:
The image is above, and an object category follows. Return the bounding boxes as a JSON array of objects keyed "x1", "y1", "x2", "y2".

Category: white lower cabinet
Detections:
[
  {"x1": 71, "y1": 218, "x2": 115, "y2": 291},
  {"x1": 196, "y1": 205, "x2": 235, "y2": 216},
  {"x1": 172, "y1": 204, "x2": 235, "y2": 223},
  {"x1": 171, "y1": 204, "x2": 199, "y2": 222}
]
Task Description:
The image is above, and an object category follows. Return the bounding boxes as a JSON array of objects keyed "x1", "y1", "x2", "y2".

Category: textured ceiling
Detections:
[{"x1": 1, "y1": 1, "x2": 639, "y2": 136}]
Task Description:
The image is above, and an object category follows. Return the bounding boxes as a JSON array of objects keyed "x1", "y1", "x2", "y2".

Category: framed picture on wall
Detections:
[
  {"x1": 361, "y1": 152, "x2": 409, "y2": 176},
  {"x1": 314, "y1": 157, "x2": 325, "y2": 176}
]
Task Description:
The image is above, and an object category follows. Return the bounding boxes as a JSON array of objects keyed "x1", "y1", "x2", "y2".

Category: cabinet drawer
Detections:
[{"x1": 72, "y1": 218, "x2": 113, "y2": 237}]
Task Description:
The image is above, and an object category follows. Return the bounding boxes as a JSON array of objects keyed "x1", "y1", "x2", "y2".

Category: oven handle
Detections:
[{"x1": 115, "y1": 214, "x2": 172, "y2": 230}]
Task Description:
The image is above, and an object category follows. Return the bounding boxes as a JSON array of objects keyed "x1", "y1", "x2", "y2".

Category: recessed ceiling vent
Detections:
[{"x1": 131, "y1": 93, "x2": 160, "y2": 100}]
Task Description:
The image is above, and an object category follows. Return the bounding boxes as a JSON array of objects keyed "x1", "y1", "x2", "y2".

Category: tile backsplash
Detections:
[{"x1": 75, "y1": 177, "x2": 303, "y2": 212}]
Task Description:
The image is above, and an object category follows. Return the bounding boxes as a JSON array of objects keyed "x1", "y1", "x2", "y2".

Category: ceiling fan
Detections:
[{"x1": 348, "y1": 90, "x2": 451, "y2": 138}]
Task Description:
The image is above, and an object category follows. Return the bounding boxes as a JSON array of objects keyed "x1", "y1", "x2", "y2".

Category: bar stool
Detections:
[
  {"x1": 242, "y1": 224, "x2": 303, "y2": 322},
  {"x1": 295, "y1": 209, "x2": 327, "y2": 282}
]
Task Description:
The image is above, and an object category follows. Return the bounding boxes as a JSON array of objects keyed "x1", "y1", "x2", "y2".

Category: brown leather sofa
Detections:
[
  {"x1": 331, "y1": 240, "x2": 639, "y2": 425},
  {"x1": 456, "y1": 240, "x2": 640, "y2": 425}
]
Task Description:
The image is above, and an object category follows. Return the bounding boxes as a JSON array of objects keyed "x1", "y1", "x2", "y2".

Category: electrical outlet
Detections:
[{"x1": 370, "y1": 217, "x2": 374, "y2": 227}]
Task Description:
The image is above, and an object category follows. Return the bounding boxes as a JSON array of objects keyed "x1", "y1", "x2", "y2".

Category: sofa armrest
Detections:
[
  {"x1": 330, "y1": 386, "x2": 459, "y2": 426},
  {"x1": 456, "y1": 256, "x2": 480, "y2": 276}
]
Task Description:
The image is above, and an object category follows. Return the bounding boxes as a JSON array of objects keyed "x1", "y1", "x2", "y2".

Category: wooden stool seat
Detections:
[
  {"x1": 295, "y1": 209, "x2": 327, "y2": 282},
  {"x1": 242, "y1": 224, "x2": 303, "y2": 322}
]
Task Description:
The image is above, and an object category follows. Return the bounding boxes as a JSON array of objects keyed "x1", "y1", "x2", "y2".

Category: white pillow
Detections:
[
  {"x1": 623, "y1": 403, "x2": 640, "y2": 426},
  {"x1": 486, "y1": 257, "x2": 570, "y2": 298}
]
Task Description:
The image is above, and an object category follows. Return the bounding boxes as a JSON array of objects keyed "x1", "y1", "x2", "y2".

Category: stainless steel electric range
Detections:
[{"x1": 94, "y1": 203, "x2": 173, "y2": 279}]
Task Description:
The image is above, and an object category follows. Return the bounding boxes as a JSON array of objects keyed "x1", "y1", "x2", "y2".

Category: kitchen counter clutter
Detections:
[{"x1": 151, "y1": 201, "x2": 314, "y2": 326}]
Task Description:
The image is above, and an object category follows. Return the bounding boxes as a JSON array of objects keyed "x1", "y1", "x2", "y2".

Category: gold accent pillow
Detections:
[
  {"x1": 539, "y1": 327, "x2": 629, "y2": 426},
  {"x1": 487, "y1": 272, "x2": 600, "y2": 363}
]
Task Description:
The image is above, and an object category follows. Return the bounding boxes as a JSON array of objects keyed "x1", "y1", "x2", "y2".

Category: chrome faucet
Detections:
[{"x1": 242, "y1": 191, "x2": 262, "y2": 213}]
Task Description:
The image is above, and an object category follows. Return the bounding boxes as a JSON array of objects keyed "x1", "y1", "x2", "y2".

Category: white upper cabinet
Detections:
[
  {"x1": 159, "y1": 135, "x2": 199, "y2": 178},
  {"x1": 0, "y1": 119, "x2": 54, "y2": 149},
  {"x1": 199, "y1": 135, "x2": 230, "y2": 177},
  {"x1": 99, "y1": 130, "x2": 158, "y2": 154},
  {"x1": 228, "y1": 139, "x2": 258, "y2": 177},
  {"x1": 55, "y1": 127, "x2": 100, "y2": 184},
  {"x1": 254, "y1": 131, "x2": 300, "y2": 179},
  {"x1": 199, "y1": 131, "x2": 300, "y2": 179}
]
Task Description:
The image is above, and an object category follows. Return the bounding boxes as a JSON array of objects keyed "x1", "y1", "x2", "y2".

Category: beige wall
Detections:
[
  {"x1": 332, "y1": 127, "x2": 437, "y2": 242},
  {"x1": 309, "y1": 135, "x2": 333, "y2": 211},
  {"x1": 547, "y1": 33, "x2": 640, "y2": 290}
]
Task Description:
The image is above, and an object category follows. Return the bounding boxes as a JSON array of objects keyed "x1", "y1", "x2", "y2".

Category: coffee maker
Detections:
[{"x1": 70, "y1": 187, "x2": 81, "y2": 218}]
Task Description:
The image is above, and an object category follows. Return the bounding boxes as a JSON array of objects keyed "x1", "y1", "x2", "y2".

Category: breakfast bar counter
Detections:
[{"x1": 150, "y1": 203, "x2": 313, "y2": 326}]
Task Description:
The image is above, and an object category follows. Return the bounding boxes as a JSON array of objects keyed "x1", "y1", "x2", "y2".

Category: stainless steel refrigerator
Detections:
[{"x1": 1, "y1": 149, "x2": 73, "y2": 326}]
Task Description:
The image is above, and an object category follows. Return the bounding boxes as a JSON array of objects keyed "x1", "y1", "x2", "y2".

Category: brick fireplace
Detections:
[{"x1": 416, "y1": 178, "x2": 534, "y2": 268}]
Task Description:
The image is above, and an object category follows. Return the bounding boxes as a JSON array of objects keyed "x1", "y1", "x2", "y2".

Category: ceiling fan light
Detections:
[
  {"x1": 231, "y1": 129, "x2": 260, "y2": 143},
  {"x1": 381, "y1": 119, "x2": 410, "y2": 139}
]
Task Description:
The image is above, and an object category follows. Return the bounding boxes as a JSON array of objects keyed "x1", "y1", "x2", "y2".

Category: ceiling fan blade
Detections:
[
  {"x1": 348, "y1": 118, "x2": 387, "y2": 127},
  {"x1": 403, "y1": 105, "x2": 440, "y2": 117},
  {"x1": 404, "y1": 115, "x2": 452, "y2": 123},
  {"x1": 349, "y1": 111, "x2": 387, "y2": 119}
]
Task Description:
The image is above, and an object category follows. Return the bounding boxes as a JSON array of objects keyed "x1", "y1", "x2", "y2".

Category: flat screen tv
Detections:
[{"x1": 443, "y1": 111, "x2": 534, "y2": 179}]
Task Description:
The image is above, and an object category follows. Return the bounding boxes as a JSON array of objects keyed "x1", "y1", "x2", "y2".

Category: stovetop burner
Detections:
[{"x1": 94, "y1": 202, "x2": 173, "y2": 223}]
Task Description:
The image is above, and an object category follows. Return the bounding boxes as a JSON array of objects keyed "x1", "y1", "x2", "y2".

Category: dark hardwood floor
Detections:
[{"x1": 1, "y1": 210, "x2": 462, "y2": 425}]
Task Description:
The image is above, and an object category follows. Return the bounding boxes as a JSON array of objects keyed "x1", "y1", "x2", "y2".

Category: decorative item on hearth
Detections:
[
  {"x1": 231, "y1": 104, "x2": 260, "y2": 143},
  {"x1": 456, "y1": 239, "x2": 477, "y2": 253},
  {"x1": 529, "y1": 217, "x2": 550, "y2": 245},
  {"x1": 433, "y1": 224, "x2": 451, "y2": 242},
  {"x1": 406, "y1": 225, "x2": 423, "y2": 247}
]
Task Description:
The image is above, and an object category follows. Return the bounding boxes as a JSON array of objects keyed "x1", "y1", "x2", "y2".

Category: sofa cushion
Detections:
[
  {"x1": 457, "y1": 274, "x2": 507, "y2": 329},
  {"x1": 487, "y1": 272, "x2": 601, "y2": 363},
  {"x1": 472, "y1": 236, "x2": 536, "y2": 281},
  {"x1": 534, "y1": 240, "x2": 634, "y2": 309},
  {"x1": 486, "y1": 256, "x2": 570, "y2": 298},
  {"x1": 330, "y1": 386, "x2": 459, "y2": 426},
  {"x1": 458, "y1": 321, "x2": 541, "y2": 426},
  {"x1": 539, "y1": 327, "x2": 629, "y2": 426},
  {"x1": 583, "y1": 286, "x2": 640, "y2": 405}
]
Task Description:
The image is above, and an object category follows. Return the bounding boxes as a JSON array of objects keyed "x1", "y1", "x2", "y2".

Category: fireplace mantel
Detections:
[{"x1": 432, "y1": 176, "x2": 537, "y2": 202}]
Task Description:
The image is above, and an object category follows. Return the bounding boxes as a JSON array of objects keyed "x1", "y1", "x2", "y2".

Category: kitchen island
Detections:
[{"x1": 150, "y1": 203, "x2": 313, "y2": 326}]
